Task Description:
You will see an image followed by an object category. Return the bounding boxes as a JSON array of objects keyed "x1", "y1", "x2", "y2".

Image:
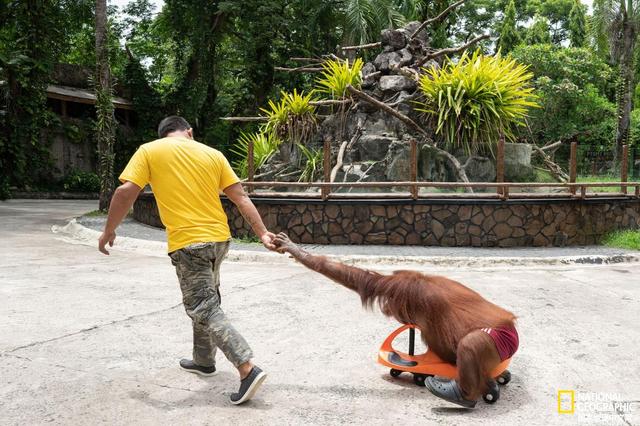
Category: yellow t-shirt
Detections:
[{"x1": 119, "y1": 136, "x2": 240, "y2": 252}]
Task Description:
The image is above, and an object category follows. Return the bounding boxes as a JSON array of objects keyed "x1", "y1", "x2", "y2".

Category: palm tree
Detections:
[
  {"x1": 595, "y1": 0, "x2": 640, "y2": 161},
  {"x1": 95, "y1": 0, "x2": 116, "y2": 210},
  {"x1": 341, "y1": 0, "x2": 412, "y2": 45}
]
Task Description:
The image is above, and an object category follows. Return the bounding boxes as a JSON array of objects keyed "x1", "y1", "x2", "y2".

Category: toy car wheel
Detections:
[
  {"x1": 390, "y1": 368, "x2": 402, "y2": 378},
  {"x1": 496, "y1": 370, "x2": 511, "y2": 385},
  {"x1": 483, "y1": 380, "x2": 500, "y2": 404},
  {"x1": 413, "y1": 374, "x2": 427, "y2": 387}
]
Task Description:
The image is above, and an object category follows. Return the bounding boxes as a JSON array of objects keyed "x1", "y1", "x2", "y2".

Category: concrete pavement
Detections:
[{"x1": 0, "y1": 199, "x2": 639, "y2": 425}]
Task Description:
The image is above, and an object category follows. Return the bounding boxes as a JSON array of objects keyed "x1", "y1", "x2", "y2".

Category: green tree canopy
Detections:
[{"x1": 498, "y1": 0, "x2": 521, "y2": 53}]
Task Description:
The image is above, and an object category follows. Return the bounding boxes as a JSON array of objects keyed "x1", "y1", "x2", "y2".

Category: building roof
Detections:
[{"x1": 46, "y1": 84, "x2": 133, "y2": 110}]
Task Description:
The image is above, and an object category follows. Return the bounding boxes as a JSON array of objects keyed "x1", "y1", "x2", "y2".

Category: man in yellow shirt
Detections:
[{"x1": 98, "y1": 116, "x2": 275, "y2": 405}]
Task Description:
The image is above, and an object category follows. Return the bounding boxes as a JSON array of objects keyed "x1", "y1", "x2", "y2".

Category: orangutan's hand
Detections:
[{"x1": 274, "y1": 232, "x2": 297, "y2": 255}]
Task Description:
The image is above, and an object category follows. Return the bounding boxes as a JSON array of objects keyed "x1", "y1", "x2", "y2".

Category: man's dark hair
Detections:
[{"x1": 157, "y1": 116, "x2": 191, "y2": 138}]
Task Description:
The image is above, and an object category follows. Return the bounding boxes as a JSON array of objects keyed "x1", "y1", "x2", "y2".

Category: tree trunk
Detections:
[
  {"x1": 95, "y1": 0, "x2": 116, "y2": 211},
  {"x1": 614, "y1": 17, "x2": 637, "y2": 164}
]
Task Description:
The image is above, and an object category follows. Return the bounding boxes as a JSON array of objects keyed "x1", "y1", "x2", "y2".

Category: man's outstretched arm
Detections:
[
  {"x1": 223, "y1": 183, "x2": 276, "y2": 250},
  {"x1": 98, "y1": 181, "x2": 142, "y2": 255}
]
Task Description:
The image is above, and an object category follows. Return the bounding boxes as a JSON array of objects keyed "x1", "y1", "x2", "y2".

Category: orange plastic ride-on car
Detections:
[{"x1": 378, "y1": 324, "x2": 512, "y2": 404}]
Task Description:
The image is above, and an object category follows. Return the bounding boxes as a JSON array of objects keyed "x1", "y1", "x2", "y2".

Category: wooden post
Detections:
[
  {"x1": 621, "y1": 144, "x2": 629, "y2": 195},
  {"x1": 322, "y1": 138, "x2": 331, "y2": 200},
  {"x1": 247, "y1": 139, "x2": 255, "y2": 194},
  {"x1": 569, "y1": 141, "x2": 577, "y2": 195},
  {"x1": 410, "y1": 139, "x2": 418, "y2": 199},
  {"x1": 61, "y1": 100, "x2": 68, "y2": 117},
  {"x1": 635, "y1": 185, "x2": 640, "y2": 198},
  {"x1": 580, "y1": 185, "x2": 586, "y2": 199},
  {"x1": 496, "y1": 133, "x2": 505, "y2": 198}
]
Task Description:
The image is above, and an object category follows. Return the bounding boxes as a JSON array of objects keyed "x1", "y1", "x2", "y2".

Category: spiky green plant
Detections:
[
  {"x1": 297, "y1": 143, "x2": 323, "y2": 182},
  {"x1": 230, "y1": 131, "x2": 281, "y2": 179},
  {"x1": 416, "y1": 50, "x2": 538, "y2": 155},
  {"x1": 260, "y1": 89, "x2": 318, "y2": 163},
  {"x1": 315, "y1": 58, "x2": 363, "y2": 99}
]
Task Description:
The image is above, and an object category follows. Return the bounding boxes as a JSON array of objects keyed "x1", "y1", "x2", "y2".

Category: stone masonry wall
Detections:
[{"x1": 133, "y1": 193, "x2": 640, "y2": 247}]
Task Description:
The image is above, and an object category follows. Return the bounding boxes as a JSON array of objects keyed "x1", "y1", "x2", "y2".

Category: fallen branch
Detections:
[
  {"x1": 310, "y1": 99, "x2": 352, "y2": 106},
  {"x1": 274, "y1": 66, "x2": 324, "y2": 73},
  {"x1": 417, "y1": 34, "x2": 490, "y2": 66},
  {"x1": 341, "y1": 41, "x2": 382, "y2": 51},
  {"x1": 347, "y1": 85, "x2": 428, "y2": 137},
  {"x1": 331, "y1": 121, "x2": 364, "y2": 182},
  {"x1": 220, "y1": 116, "x2": 268, "y2": 122},
  {"x1": 532, "y1": 145, "x2": 568, "y2": 182},
  {"x1": 346, "y1": 85, "x2": 472, "y2": 189},
  {"x1": 539, "y1": 140, "x2": 562, "y2": 152},
  {"x1": 410, "y1": 0, "x2": 467, "y2": 40},
  {"x1": 330, "y1": 141, "x2": 348, "y2": 183},
  {"x1": 289, "y1": 57, "x2": 324, "y2": 63}
]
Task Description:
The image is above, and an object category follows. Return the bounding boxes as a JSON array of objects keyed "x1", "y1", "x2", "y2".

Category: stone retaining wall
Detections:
[{"x1": 133, "y1": 193, "x2": 640, "y2": 247}]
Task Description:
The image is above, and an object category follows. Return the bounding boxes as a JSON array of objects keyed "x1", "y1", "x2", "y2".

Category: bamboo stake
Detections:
[
  {"x1": 621, "y1": 144, "x2": 629, "y2": 195},
  {"x1": 496, "y1": 134, "x2": 505, "y2": 198},
  {"x1": 569, "y1": 142, "x2": 577, "y2": 195},
  {"x1": 323, "y1": 139, "x2": 331, "y2": 200},
  {"x1": 410, "y1": 139, "x2": 418, "y2": 199},
  {"x1": 247, "y1": 139, "x2": 254, "y2": 194}
]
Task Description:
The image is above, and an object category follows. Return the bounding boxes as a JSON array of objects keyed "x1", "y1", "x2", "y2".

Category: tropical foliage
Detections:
[
  {"x1": 416, "y1": 50, "x2": 538, "y2": 155},
  {"x1": 315, "y1": 58, "x2": 364, "y2": 99},
  {"x1": 297, "y1": 144, "x2": 324, "y2": 182},
  {"x1": 230, "y1": 131, "x2": 281, "y2": 179}
]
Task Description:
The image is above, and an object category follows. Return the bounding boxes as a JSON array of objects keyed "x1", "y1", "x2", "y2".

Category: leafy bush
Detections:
[
  {"x1": 63, "y1": 169, "x2": 101, "y2": 193},
  {"x1": 527, "y1": 77, "x2": 615, "y2": 147},
  {"x1": 297, "y1": 143, "x2": 323, "y2": 182},
  {"x1": 230, "y1": 131, "x2": 281, "y2": 179},
  {"x1": 315, "y1": 58, "x2": 363, "y2": 99},
  {"x1": 261, "y1": 89, "x2": 317, "y2": 147},
  {"x1": 510, "y1": 44, "x2": 616, "y2": 99},
  {"x1": 416, "y1": 50, "x2": 538, "y2": 155}
]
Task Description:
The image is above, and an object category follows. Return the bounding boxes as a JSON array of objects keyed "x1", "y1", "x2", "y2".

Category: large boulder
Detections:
[
  {"x1": 401, "y1": 21, "x2": 428, "y2": 42},
  {"x1": 504, "y1": 143, "x2": 535, "y2": 181},
  {"x1": 379, "y1": 75, "x2": 417, "y2": 92},
  {"x1": 463, "y1": 156, "x2": 496, "y2": 182},
  {"x1": 380, "y1": 29, "x2": 407, "y2": 50},
  {"x1": 419, "y1": 144, "x2": 456, "y2": 182},
  {"x1": 373, "y1": 52, "x2": 401, "y2": 72},
  {"x1": 384, "y1": 140, "x2": 411, "y2": 181},
  {"x1": 356, "y1": 134, "x2": 396, "y2": 161}
]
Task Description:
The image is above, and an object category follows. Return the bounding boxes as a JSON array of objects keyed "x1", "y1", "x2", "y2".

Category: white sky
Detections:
[
  {"x1": 109, "y1": 0, "x2": 591, "y2": 15},
  {"x1": 109, "y1": 0, "x2": 164, "y2": 12}
]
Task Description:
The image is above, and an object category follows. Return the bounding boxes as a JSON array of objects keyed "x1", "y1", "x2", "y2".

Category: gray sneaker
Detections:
[
  {"x1": 179, "y1": 359, "x2": 217, "y2": 377},
  {"x1": 425, "y1": 376, "x2": 477, "y2": 408},
  {"x1": 230, "y1": 366, "x2": 267, "y2": 405}
]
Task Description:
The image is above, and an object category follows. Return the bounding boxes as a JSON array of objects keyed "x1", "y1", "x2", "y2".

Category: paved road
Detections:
[{"x1": 1, "y1": 200, "x2": 639, "y2": 425}]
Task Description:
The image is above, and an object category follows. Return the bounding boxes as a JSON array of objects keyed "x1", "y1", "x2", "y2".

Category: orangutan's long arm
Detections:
[{"x1": 274, "y1": 233, "x2": 380, "y2": 293}]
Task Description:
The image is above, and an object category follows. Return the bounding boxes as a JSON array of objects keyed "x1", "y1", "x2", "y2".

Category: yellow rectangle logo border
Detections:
[{"x1": 558, "y1": 390, "x2": 575, "y2": 414}]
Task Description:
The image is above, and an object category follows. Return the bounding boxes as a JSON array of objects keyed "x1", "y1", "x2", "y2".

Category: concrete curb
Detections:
[{"x1": 52, "y1": 219, "x2": 640, "y2": 268}]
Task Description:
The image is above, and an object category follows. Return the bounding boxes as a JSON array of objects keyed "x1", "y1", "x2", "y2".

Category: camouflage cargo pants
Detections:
[{"x1": 169, "y1": 241, "x2": 253, "y2": 368}]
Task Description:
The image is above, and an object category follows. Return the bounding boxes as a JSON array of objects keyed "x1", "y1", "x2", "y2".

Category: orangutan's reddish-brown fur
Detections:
[{"x1": 274, "y1": 233, "x2": 516, "y2": 400}]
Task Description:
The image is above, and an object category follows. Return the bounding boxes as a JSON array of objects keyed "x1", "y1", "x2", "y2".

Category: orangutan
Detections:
[{"x1": 274, "y1": 232, "x2": 518, "y2": 408}]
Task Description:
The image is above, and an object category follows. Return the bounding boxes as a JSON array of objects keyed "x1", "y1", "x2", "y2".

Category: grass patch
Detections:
[
  {"x1": 84, "y1": 209, "x2": 107, "y2": 217},
  {"x1": 233, "y1": 235, "x2": 261, "y2": 244},
  {"x1": 576, "y1": 175, "x2": 640, "y2": 193},
  {"x1": 602, "y1": 229, "x2": 640, "y2": 250}
]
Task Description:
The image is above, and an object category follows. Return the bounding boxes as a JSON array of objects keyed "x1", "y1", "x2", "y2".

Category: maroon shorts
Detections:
[{"x1": 481, "y1": 326, "x2": 519, "y2": 361}]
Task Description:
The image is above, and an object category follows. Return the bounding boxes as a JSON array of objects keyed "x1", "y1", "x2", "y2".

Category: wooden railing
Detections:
[{"x1": 242, "y1": 138, "x2": 640, "y2": 201}]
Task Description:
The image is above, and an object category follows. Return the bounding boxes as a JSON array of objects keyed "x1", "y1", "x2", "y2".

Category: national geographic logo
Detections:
[{"x1": 557, "y1": 390, "x2": 636, "y2": 416}]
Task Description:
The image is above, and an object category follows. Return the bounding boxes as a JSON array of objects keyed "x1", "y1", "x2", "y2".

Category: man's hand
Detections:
[
  {"x1": 98, "y1": 231, "x2": 116, "y2": 255},
  {"x1": 260, "y1": 231, "x2": 277, "y2": 250}
]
